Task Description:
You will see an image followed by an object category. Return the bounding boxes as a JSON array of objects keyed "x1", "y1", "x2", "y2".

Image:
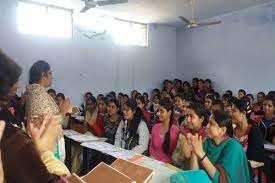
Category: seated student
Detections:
[
  {"x1": 225, "y1": 90, "x2": 233, "y2": 97},
  {"x1": 172, "y1": 102, "x2": 208, "y2": 169},
  {"x1": 195, "y1": 79, "x2": 207, "y2": 103},
  {"x1": 204, "y1": 79, "x2": 214, "y2": 93},
  {"x1": 143, "y1": 92, "x2": 150, "y2": 106},
  {"x1": 149, "y1": 94, "x2": 161, "y2": 115},
  {"x1": 150, "y1": 98, "x2": 179, "y2": 163},
  {"x1": 97, "y1": 94, "x2": 104, "y2": 101},
  {"x1": 131, "y1": 90, "x2": 138, "y2": 100},
  {"x1": 188, "y1": 110, "x2": 250, "y2": 183},
  {"x1": 255, "y1": 92, "x2": 265, "y2": 109},
  {"x1": 120, "y1": 94, "x2": 129, "y2": 112},
  {"x1": 80, "y1": 92, "x2": 93, "y2": 115},
  {"x1": 258, "y1": 94, "x2": 275, "y2": 143},
  {"x1": 109, "y1": 91, "x2": 117, "y2": 99},
  {"x1": 174, "y1": 94, "x2": 186, "y2": 116},
  {"x1": 246, "y1": 94, "x2": 254, "y2": 110},
  {"x1": 174, "y1": 79, "x2": 183, "y2": 95},
  {"x1": 103, "y1": 98, "x2": 122, "y2": 145},
  {"x1": 136, "y1": 96, "x2": 152, "y2": 127},
  {"x1": 222, "y1": 95, "x2": 236, "y2": 116},
  {"x1": 211, "y1": 99, "x2": 224, "y2": 113},
  {"x1": 98, "y1": 97, "x2": 107, "y2": 116},
  {"x1": 0, "y1": 50, "x2": 70, "y2": 182},
  {"x1": 204, "y1": 95, "x2": 214, "y2": 116},
  {"x1": 213, "y1": 92, "x2": 220, "y2": 100},
  {"x1": 47, "y1": 88, "x2": 56, "y2": 100},
  {"x1": 56, "y1": 93, "x2": 65, "y2": 107},
  {"x1": 85, "y1": 97, "x2": 104, "y2": 137},
  {"x1": 238, "y1": 89, "x2": 246, "y2": 100},
  {"x1": 182, "y1": 81, "x2": 193, "y2": 100},
  {"x1": 114, "y1": 99, "x2": 149, "y2": 154},
  {"x1": 232, "y1": 99, "x2": 270, "y2": 181},
  {"x1": 191, "y1": 78, "x2": 199, "y2": 94},
  {"x1": 151, "y1": 88, "x2": 161, "y2": 98},
  {"x1": 164, "y1": 80, "x2": 175, "y2": 96}
]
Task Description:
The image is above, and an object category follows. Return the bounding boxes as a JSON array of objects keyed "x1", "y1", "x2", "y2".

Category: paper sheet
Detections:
[
  {"x1": 63, "y1": 129, "x2": 81, "y2": 137},
  {"x1": 81, "y1": 141, "x2": 125, "y2": 152},
  {"x1": 69, "y1": 134, "x2": 99, "y2": 142},
  {"x1": 264, "y1": 143, "x2": 275, "y2": 150}
]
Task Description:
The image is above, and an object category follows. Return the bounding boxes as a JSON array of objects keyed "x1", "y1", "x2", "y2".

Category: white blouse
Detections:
[{"x1": 114, "y1": 119, "x2": 150, "y2": 154}]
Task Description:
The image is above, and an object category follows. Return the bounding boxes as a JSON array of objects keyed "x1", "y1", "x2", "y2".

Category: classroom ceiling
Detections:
[{"x1": 33, "y1": 0, "x2": 275, "y2": 26}]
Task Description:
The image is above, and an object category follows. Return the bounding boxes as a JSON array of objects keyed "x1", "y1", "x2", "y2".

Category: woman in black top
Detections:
[
  {"x1": 103, "y1": 98, "x2": 122, "y2": 145},
  {"x1": 232, "y1": 99, "x2": 270, "y2": 181}
]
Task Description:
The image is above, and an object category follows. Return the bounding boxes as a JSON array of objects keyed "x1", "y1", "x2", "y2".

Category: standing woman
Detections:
[
  {"x1": 0, "y1": 50, "x2": 70, "y2": 182},
  {"x1": 188, "y1": 110, "x2": 250, "y2": 183},
  {"x1": 25, "y1": 60, "x2": 70, "y2": 162},
  {"x1": 150, "y1": 97, "x2": 179, "y2": 163},
  {"x1": 115, "y1": 99, "x2": 150, "y2": 154}
]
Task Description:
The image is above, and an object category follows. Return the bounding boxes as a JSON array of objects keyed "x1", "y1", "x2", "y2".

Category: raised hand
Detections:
[
  {"x1": 28, "y1": 114, "x2": 60, "y2": 155},
  {"x1": 60, "y1": 98, "x2": 71, "y2": 115}
]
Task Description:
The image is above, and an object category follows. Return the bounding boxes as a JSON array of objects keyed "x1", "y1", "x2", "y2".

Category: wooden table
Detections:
[{"x1": 80, "y1": 141, "x2": 177, "y2": 183}]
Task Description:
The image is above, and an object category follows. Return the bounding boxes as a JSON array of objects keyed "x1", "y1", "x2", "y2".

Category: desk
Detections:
[
  {"x1": 63, "y1": 130, "x2": 102, "y2": 171},
  {"x1": 80, "y1": 141, "x2": 177, "y2": 183},
  {"x1": 133, "y1": 156, "x2": 177, "y2": 183}
]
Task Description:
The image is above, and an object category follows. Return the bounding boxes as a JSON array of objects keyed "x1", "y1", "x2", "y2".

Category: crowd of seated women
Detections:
[{"x1": 0, "y1": 49, "x2": 274, "y2": 183}]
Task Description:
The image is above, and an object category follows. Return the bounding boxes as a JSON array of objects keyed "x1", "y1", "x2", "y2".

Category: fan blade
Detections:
[
  {"x1": 197, "y1": 21, "x2": 221, "y2": 27},
  {"x1": 80, "y1": 3, "x2": 96, "y2": 13},
  {"x1": 179, "y1": 16, "x2": 191, "y2": 25},
  {"x1": 97, "y1": 0, "x2": 128, "y2": 6}
]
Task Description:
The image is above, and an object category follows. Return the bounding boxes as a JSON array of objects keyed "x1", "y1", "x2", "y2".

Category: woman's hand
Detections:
[
  {"x1": 85, "y1": 116, "x2": 96, "y2": 126},
  {"x1": 28, "y1": 114, "x2": 60, "y2": 155},
  {"x1": 187, "y1": 133, "x2": 205, "y2": 158},
  {"x1": 59, "y1": 98, "x2": 71, "y2": 116},
  {"x1": 0, "y1": 121, "x2": 6, "y2": 183}
]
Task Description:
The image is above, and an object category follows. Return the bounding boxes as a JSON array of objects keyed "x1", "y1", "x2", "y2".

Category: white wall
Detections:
[
  {"x1": 0, "y1": 0, "x2": 177, "y2": 105},
  {"x1": 176, "y1": 2, "x2": 275, "y2": 96}
]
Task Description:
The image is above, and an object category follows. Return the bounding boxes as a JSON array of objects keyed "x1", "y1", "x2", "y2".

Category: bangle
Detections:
[{"x1": 200, "y1": 154, "x2": 207, "y2": 163}]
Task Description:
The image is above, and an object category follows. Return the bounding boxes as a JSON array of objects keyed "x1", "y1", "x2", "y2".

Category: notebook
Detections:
[
  {"x1": 67, "y1": 173, "x2": 86, "y2": 183},
  {"x1": 82, "y1": 162, "x2": 135, "y2": 183},
  {"x1": 111, "y1": 158, "x2": 154, "y2": 183}
]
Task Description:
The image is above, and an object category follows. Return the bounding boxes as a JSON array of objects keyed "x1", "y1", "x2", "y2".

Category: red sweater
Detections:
[{"x1": 88, "y1": 113, "x2": 104, "y2": 137}]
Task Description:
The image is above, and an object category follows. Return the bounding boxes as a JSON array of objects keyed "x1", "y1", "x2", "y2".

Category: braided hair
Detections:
[{"x1": 159, "y1": 97, "x2": 174, "y2": 154}]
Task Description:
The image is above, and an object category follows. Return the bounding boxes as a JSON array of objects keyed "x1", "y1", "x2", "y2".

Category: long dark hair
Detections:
[
  {"x1": 159, "y1": 97, "x2": 174, "y2": 154},
  {"x1": 0, "y1": 50, "x2": 22, "y2": 100},
  {"x1": 212, "y1": 110, "x2": 233, "y2": 138},
  {"x1": 29, "y1": 60, "x2": 50, "y2": 84},
  {"x1": 188, "y1": 102, "x2": 208, "y2": 126},
  {"x1": 125, "y1": 99, "x2": 142, "y2": 138},
  {"x1": 233, "y1": 98, "x2": 252, "y2": 119}
]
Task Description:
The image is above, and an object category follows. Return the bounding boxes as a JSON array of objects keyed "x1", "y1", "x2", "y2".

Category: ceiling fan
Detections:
[
  {"x1": 179, "y1": 0, "x2": 221, "y2": 28},
  {"x1": 80, "y1": 0, "x2": 128, "y2": 13}
]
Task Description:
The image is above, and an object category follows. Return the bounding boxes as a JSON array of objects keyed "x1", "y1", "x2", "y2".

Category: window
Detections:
[
  {"x1": 17, "y1": 1, "x2": 73, "y2": 38},
  {"x1": 111, "y1": 19, "x2": 148, "y2": 47},
  {"x1": 75, "y1": 14, "x2": 148, "y2": 47}
]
